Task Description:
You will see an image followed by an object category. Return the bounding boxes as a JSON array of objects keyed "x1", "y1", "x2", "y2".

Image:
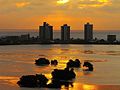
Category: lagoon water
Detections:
[{"x1": 0, "y1": 44, "x2": 120, "y2": 90}]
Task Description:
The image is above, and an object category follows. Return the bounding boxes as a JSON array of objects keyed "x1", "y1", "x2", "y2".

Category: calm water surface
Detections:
[{"x1": 0, "y1": 45, "x2": 120, "y2": 90}]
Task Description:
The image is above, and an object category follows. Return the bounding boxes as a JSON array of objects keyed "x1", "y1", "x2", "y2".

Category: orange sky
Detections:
[{"x1": 0, "y1": 0, "x2": 120, "y2": 31}]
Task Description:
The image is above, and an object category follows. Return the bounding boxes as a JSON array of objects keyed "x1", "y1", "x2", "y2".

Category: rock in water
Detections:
[
  {"x1": 51, "y1": 67, "x2": 76, "y2": 80},
  {"x1": 67, "y1": 59, "x2": 81, "y2": 68},
  {"x1": 51, "y1": 60, "x2": 58, "y2": 66},
  {"x1": 35, "y1": 58, "x2": 50, "y2": 66},
  {"x1": 83, "y1": 62, "x2": 94, "y2": 71},
  {"x1": 17, "y1": 74, "x2": 48, "y2": 87}
]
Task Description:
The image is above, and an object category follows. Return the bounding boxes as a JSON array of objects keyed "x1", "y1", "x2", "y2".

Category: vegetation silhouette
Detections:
[
  {"x1": 67, "y1": 59, "x2": 81, "y2": 68},
  {"x1": 52, "y1": 67, "x2": 76, "y2": 80},
  {"x1": 35, "y1": 58, "x2": 50, "y2": 66},
  {"x1": 83, "y1": 62, "x2": 94, "y2": 71},
  {"x1": 51, "y1": 60, "x2": 58, "y2": 66},
  {"x1": 17, "y1": 74, "x2": 48, "y2": 87}
]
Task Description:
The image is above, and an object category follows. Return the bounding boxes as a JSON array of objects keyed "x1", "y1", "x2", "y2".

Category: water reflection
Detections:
[
  {"x1": 73, "y1": 83, "x2": 120, "y2": 90},
  {"x1": 0, "y1": 76, "x2": 18, "y2": 86},
  {"x1": 83, "y1": 84, "x2": 96, "y2": 90},
  {"x1": 18, "y1": 84, "x2": 120, "y2": 90},
  {"x1": 103, "y1": 51, "x2": 120, "y2": 56},
  {"x1": 83, "y1": 50, "x2": 95, "y2": 54},
  {"x1": 48, "y1": 80, "x2": 74, "y2": 89},
  {"x1": 0, "y1": 45, "x2": 120, "y2": 90},
  {"x1": 83, "y1": 71, "x2": 93, "y2": 76}
]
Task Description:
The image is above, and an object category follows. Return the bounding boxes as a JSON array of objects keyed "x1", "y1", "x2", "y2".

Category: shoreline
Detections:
[{"x1": 0, "y1": 43, "x2": 120, "y2": 46}]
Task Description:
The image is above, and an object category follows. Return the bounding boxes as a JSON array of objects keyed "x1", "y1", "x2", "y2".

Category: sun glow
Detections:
[
  {"x1": 56, "y1": 0, "x2": 111, "y2": 8},
  {"x1": 78, "y1": 0, "x2": 111, "y2": 8},
  {"x1": 15, "y1": 2, "x2": 30, "y2": 8},
  {"x1": 57, "y1": 0, "x2": 69, "y2": 4}
]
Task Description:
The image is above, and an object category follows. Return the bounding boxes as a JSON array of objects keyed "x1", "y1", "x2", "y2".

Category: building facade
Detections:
[
  {"x1": 61, "y1": 24, "x2": 70, "y2": 41},
  {"x1": 39, "y1": 22, "x2": 53, "y2": 41},
  {"x1": 107, "y1": 35, "x2": 116, "y2": 42},
  {"x1": 20, "y1": 34, "x2": 30, "y2": 41},
  {"x1": 84, "y1": 22, "x2": 93, "y2": 42}
]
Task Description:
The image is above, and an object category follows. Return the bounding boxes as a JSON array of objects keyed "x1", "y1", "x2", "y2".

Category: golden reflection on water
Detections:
[
  {"x1": 72, "y1": 83, "x2": 120, "y2": 90},
  {"x1": 71, "y1": 83, "x2": 97, "y2": 90},
  {"x1": 0, "y1": 45, "x2": 120, "y2": 90},
  {"x1": 83, "y1": 84, "x2": 96, "y2": 90}
]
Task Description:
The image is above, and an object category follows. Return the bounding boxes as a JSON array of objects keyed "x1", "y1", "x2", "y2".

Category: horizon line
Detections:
[{"x1": 0, "y1": 29, "x2": 120, "y2": 31}]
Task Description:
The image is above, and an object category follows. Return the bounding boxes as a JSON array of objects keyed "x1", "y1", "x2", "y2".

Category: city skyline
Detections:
[
  {"x1": 0, "y1": 21, "x2": 119, "y2": 45},
  {"x1": 0, "y1": 0, "x2": 120, "y2": 31}
]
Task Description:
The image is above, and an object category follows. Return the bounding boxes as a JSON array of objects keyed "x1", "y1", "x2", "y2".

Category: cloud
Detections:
[
  {"x1": 0, "y1": 0, "x2": 119, "y2": 30},
  {"x1": 78, "y1": 0, "x2": 112, "y2": 8},
  {"x1": 15, "y1": 2, "x2": 31, "y2": 8},
  {"x1": 56, "y1": 0, "x2": 112, "y2": 8},
  {"x1": 57, "y1": 0, "x2": 69, "y2": 4}
]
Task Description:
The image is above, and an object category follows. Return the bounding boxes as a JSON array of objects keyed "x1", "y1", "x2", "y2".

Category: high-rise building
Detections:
[
  {"x1": 61, "y1": 24, "x2": 70, "y2": 41},
  {"x1": 39, "y1": 22, "x2": 53, "y2": 41},
  {"x1": 84, "y1": 22, "x2": 93, "y2": 41}
]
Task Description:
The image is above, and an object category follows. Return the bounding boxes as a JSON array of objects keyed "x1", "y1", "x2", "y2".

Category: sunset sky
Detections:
[{"x1": 0, "y1": 0, "x2": 120, "y2": 31}]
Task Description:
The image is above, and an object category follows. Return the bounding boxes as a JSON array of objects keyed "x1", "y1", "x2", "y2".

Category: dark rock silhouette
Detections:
[
  {"x1": 51, "y1": 67, "x2": 76, "y2": 80},
  {"x1": 35, "y1": 58, "x2": 50, "y2": 66},
  {"x1": 17, "y1": 74, "x2": 48, "y2": 87},
  {"x1": 51, "y1": 60, "x2": 58, "y2": 66},
  {"x1": 47, "y1": 79, "x2": 73, "y2": 88},
  {"x1": 83, "y1": 62, "x2": 94, "y2": 71},
  {"x1": 47, "y1": 80, "x2": 61, "y2": 88},
  {"x1": 67, "y1": 59, "x2": 81, "y2": 68}
]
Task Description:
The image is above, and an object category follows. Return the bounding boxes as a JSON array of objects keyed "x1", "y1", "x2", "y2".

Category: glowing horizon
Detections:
[{"x1": 0, "y1": 0, "x2": 120, "y2": 31}]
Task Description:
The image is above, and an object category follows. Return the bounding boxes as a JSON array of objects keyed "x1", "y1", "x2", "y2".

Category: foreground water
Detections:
[{"x1": 0, "y1": 44, "x2": 120, "y2": 90}]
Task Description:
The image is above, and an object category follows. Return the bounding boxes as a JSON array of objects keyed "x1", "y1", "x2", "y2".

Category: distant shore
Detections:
[{"x1": 0, "y1": 42, "x2": 120, "y2": 46}]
